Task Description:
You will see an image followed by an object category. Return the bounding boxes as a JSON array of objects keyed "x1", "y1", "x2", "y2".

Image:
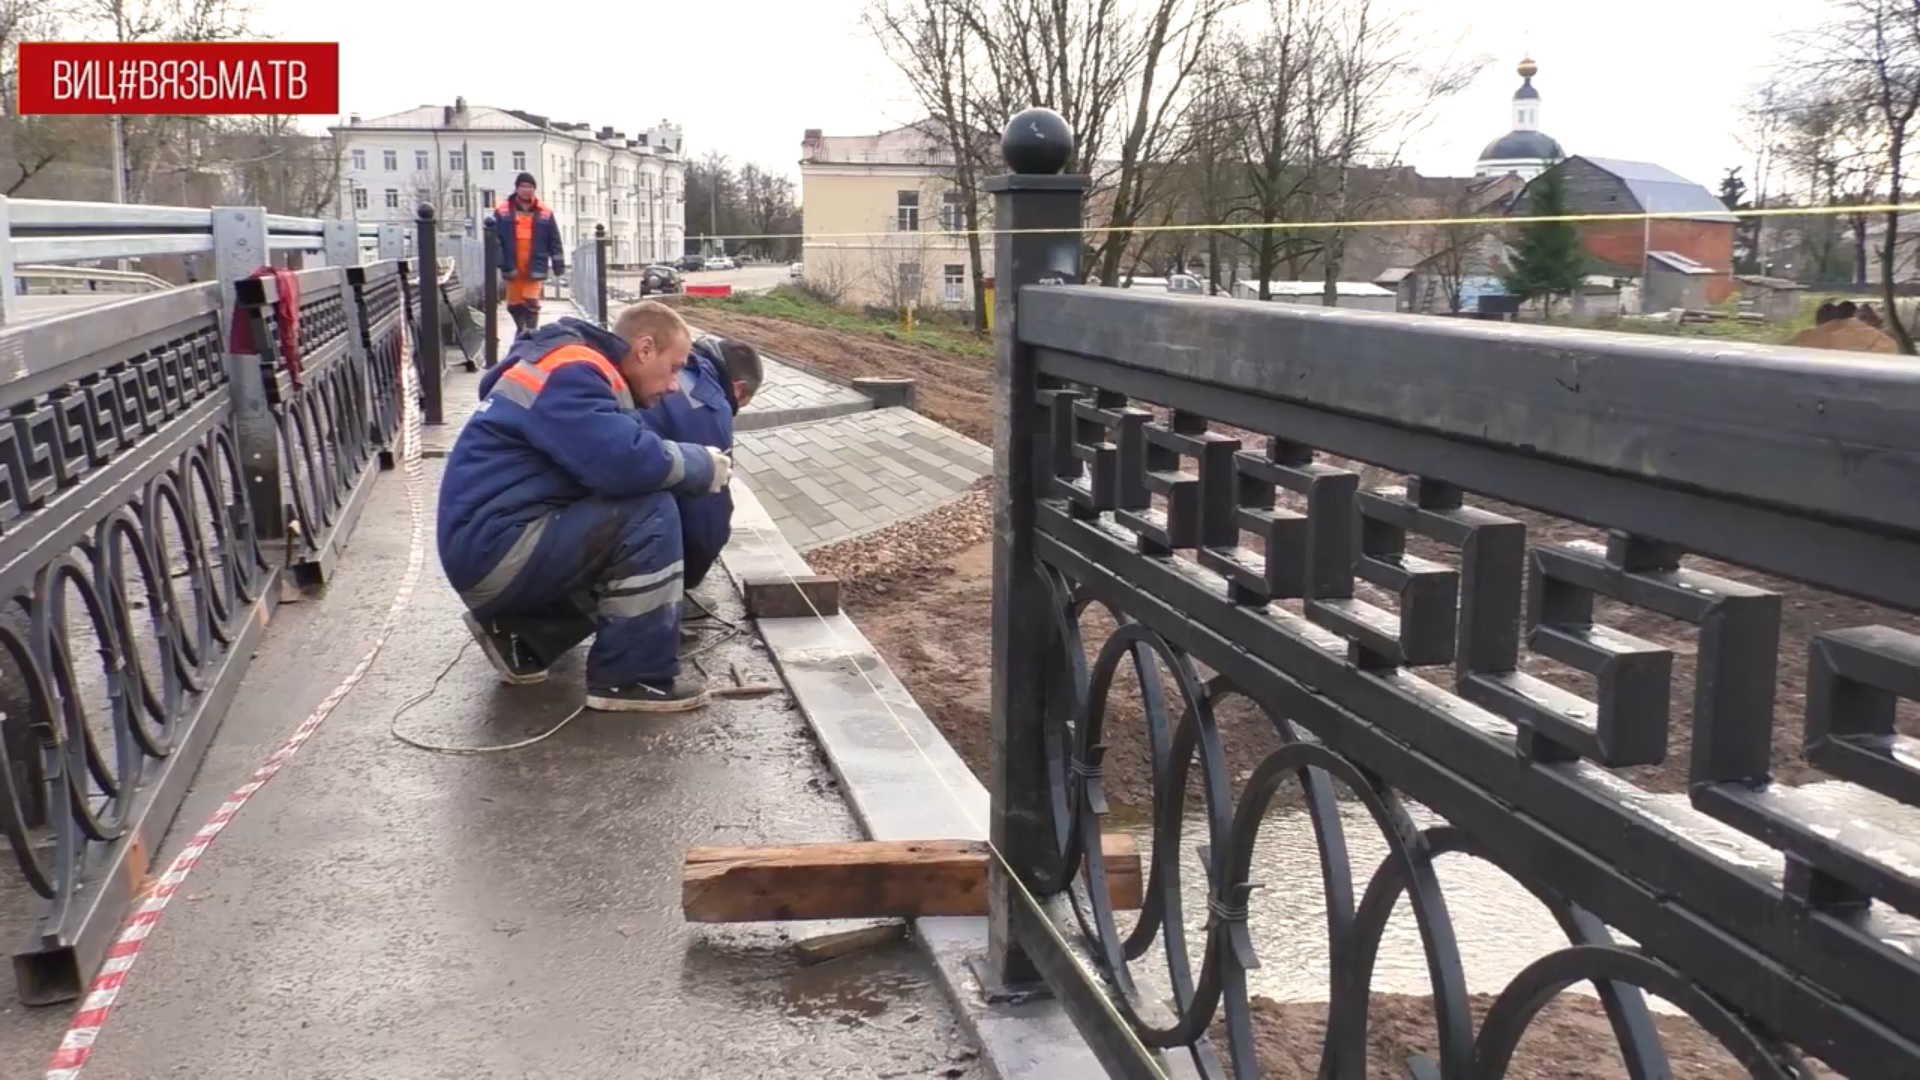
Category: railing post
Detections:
[
  {"x1": 377, "y1": 224, "x2": 407, "y2": 262},
  {"x1": 213, "y1": 207, "x2": 285, "y2": 548},
  {"x1": 323, "y1": 220, "x2": 357, "y2": 267},
  {"x1": 0, "y1": 195, "x2": 18, "y2": 328},
  {"x1": 482, "y1": 212, "x2": 500, "y2": 367},
  {"x1": 984, "y1": 108, "x2": 1087, "y2": 990},
  {"x1": 414, "y1": 204, "x2": 444, "y2": 426},
  {"x1": 594, "y1": 223, "x2": 609, "y2": 327}
]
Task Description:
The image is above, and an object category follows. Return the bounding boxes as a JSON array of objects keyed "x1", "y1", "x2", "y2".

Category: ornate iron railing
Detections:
[
  {"x1": 984, "y1": 115, "x2": 1920, "y2": 1080},
  {"x1": 0, "y1": 197, "x2": 415, "y2": 1004},
  {"x1": 232, "y1": 264, "x2": 400, "y2": 590}
]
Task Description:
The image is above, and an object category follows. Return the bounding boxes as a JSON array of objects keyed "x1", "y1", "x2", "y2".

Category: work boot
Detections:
[
  {"x1": 585, "y1": 674, "x2": 710, "y2": 713},
  {"x1": 681, "y1": 597, "x2": 718, "y2": 627},
  {"x1": 462, "y1": 612, "x2": 549, "y2": 686}
]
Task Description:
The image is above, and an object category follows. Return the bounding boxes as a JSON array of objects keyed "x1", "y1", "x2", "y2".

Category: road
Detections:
[{"x1": 609, "y1": 263, "x2": 790, "y2": 296}]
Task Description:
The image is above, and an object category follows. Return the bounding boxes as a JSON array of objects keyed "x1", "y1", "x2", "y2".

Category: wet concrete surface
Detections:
[{"x1": 0, "y1": 456, "x2": 985, "y2": 1079}]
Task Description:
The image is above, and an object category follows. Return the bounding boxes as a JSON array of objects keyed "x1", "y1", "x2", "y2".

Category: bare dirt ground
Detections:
[
  {"x1": 684, "y1": 306, "x2": 995, "y2": 444},
  {"x1": 745, "y1": 311, "x2": 1876, "y2": 1077}
]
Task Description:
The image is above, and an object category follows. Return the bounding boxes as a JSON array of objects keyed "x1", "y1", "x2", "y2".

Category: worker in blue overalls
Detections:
[
  {"x1": 638, "y1": 334, "x2": 762, "y2": 626},
  {"x1": 437, "y1": 301, "x2": 730, "y2": 712}
]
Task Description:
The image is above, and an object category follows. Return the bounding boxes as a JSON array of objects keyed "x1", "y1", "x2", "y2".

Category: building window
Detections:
[
  {"x1": 613, "y1": 198, "x2": 621, "y2": 216},
  {"x1": 384, "y1": 188, "x2": 400, "y2": 209},
  {"x1": 512, "y1": 150, "x2": 526, "y2": 170},
  {"x1": 941, "y1": 191, "x2": 965, "y2": 231},
  {"x1": 899, "y1": 263, "x2": 923, "y2": 299},
  {"x1": 415, "y1": 150, "x2": 429, "y2": 171},
  {"x1": 382, "y1": 149, "x2": 397, "y2": 171},
  {"x1": 479, "y1": 188, "x2": 495, "y2": 208},
  {"x1": 449, "y1": 150, "x2": 466, "y2": 171},
  {"x1": 579, "y1": 194, "x2": 589, "y2": 213},
  {"x1": 897, "y1": 190, "x2": 920, "y2": 232},
  {"x1": 351, "y1": 149, "x2": 365, "y2": 170},
  {"x1": 352, "y1": 187, "x2": 368, "y2": 210},
  {"x1": 452, "y1": 189, "x2": 467, "y2": 209},
  {"x1": 943, "y1": 264, "x2": 965, "y2": 303},
  {"x1": 480, "y1": 150, "x2": 495, "y2": 171}
]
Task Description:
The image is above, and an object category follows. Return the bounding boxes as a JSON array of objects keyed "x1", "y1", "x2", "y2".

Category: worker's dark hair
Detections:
[{"x1": 716, "y1": 339, "x2": 764, "y2": 397}]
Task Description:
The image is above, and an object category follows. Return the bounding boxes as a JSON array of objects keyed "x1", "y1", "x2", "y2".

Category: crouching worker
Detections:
[
  {"x1": 436, "y1": 301, "x2": 730, "y2": 712},
  {"x1": 639, "y1": 335, "x2": 762, "y2": 601}
]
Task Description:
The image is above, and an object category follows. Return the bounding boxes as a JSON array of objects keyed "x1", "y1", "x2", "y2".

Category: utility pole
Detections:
[{"x1": 111, "y1": 115, "x2": 129, "y2": 271}]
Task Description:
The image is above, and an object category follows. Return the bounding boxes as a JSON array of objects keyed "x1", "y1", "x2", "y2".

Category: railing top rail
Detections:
[
  {"x1": 6, "y1": 198, "x2": 214, "y2": 232},
  {"x1": 15, "y1": 264, "x2": 172, "y2": 289},
  {"x1": 264, "y1": 213, "x2": 325, "y2": 235},
  {"x1": 1016, "y1": 285, "x2": 1920, "y2": 544},
  {"x1": 0, "y1": 282, "x2": 221, "y2": 404}
]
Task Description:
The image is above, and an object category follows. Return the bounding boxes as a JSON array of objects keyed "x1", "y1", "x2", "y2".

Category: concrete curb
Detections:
[
  {"x1": 719, "y1": 479, "x2": 1121, "y2": 1080},
  {"x1": 734, "y1": 397, "x2": 874, "y2": 433}
]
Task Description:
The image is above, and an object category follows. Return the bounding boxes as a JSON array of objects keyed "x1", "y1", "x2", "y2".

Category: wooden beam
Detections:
[
  {"x1": 682, "y1": 835, "x2": 1143, "y2": 923},
  {"x1": 740, "y1": 574, "x2": 841, "y2": 619}
]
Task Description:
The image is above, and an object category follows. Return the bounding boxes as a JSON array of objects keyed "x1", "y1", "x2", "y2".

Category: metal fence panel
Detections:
[{"x1": 985, "y1": 128, "x2": 1920, "y2": 1080}]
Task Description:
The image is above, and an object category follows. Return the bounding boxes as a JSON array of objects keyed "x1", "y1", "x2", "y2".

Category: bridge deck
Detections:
[{"x1": 0, "y1": 311, "x2": 985, "y2": 1080}]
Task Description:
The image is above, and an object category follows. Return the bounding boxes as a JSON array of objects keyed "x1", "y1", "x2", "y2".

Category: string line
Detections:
[{"x1": 655, "y1": 200, "x2": 1918, "y2": 244}]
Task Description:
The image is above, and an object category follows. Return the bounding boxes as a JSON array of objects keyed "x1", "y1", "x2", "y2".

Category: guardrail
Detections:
[
  {"x1": 568, "y1": 224, "x2": 609, "y2": 328},
  {"x1": 984, "y1": 119, "x2": 1920, "y2": 1078},
  {"x1": 0, "y1": 196, "x2": 416, "y2": 1007}
]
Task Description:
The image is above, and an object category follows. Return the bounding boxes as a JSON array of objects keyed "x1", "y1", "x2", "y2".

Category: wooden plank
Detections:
[
  {"x1": 790, "y1": 923, "x2": 906, "y2": 965},
  {"x1": 741, "y1": 574, "x2": 842, "y2": 619},
  {"x1": 682, "y1": 835, "x2": 1142, "y2": 922}
]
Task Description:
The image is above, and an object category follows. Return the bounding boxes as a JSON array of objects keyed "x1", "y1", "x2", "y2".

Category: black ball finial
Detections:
[
  {"x1": 1001, "y1": 107, "x2": 1074, "y2": 175},
  {"x1": 416, "y1": 203, "x2": 437, "y2": 222}
]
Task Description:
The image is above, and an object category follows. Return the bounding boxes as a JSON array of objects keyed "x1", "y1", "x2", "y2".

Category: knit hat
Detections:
[{"x1": 514, "y1": 172, "x2": 536, "y2": 189}]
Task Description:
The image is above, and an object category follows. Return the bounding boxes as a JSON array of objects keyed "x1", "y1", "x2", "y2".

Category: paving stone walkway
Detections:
[
  {"x1": 733, "y1": 407, "x2": 991, "y2": 550},
  {"x1": 736, "y1": 355, "x2": 872, "y2": 431}
]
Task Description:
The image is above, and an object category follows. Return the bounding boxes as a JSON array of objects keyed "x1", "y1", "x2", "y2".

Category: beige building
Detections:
[{"x1": 798, "y1": 122, "x2": 983, "y2": 311}]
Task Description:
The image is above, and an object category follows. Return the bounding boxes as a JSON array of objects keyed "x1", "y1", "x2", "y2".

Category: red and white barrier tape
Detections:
[{"x1": 46, "y1": 343, "x2": 428, "y2": 1079}]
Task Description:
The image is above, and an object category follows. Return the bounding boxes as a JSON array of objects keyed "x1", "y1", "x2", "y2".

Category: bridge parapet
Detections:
[
  {"x1": 985, "y1": 108, "x2": 1920, "y2": 1079},
  {"x1": 0, "y1": 194, "x2": 428, "y2": 1006}
]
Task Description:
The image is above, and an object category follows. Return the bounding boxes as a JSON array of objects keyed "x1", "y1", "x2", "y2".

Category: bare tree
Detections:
[
  {"x1": 1789, "y1": 0, "x2": 1920, "y2": 352},
  {"x1": 0, "y1": 0, "x2": 101, "y2": 196},
  {"x1": 220, "y1": 115, "x2": 341, "y2": 216},
  {"x1": 1307, "y1": 0, "x2": 1485, "y2": 304}
]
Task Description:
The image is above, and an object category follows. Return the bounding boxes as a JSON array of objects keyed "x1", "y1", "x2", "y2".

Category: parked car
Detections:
[
  {"x1": 677, "y1": 254, "x2": 706, "y2": 273},
  {"x1": 707, "y1": 254, "x2": 736, "y2": 272},
  {"x1": 638, "y1": 264, "x2": 682, "y2": 296},
  {"x1": 789, "y1": 262, "x2": 804, "y2": 282}
]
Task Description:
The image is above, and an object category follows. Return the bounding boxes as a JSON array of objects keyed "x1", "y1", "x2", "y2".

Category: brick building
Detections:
[{"x1": 1508, "y1": 156, "x2": 1738, "y2": 303}]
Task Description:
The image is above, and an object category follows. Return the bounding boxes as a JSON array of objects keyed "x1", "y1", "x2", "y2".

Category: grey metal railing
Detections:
[
  {"x1": 0, "y1": 195, "x2": 415, "y2": 1007},
  {"x1": 568, "y1": 224, "x2": 609, "y2": 328}
]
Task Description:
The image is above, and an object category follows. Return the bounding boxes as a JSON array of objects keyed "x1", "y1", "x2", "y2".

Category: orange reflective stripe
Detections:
[{"x1": 534, "y1": 344, "x2": 628, "y2": 392}]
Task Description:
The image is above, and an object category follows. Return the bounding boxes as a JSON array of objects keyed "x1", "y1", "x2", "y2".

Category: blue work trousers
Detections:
[{"x1": 465, "y1": 492, "x2": 685, "y2": 687}]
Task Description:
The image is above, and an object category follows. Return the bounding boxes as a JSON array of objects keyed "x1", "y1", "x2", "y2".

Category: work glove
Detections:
[{"x1": 701, "y1": 445, "x2": 732, "y2": 493}]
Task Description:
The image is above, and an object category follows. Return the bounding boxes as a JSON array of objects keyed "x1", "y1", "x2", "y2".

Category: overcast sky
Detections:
[{"x1": 266, "y1": 0, "x2": 1811, "y2": 197}]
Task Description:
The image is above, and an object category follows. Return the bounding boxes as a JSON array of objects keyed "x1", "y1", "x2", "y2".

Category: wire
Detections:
[
  {"x1": 386, "y1": 602, "x2": 744, "y2": 756},
  {"x1": 641, "y1": 199, "x2": 1920, "y2": 244}
]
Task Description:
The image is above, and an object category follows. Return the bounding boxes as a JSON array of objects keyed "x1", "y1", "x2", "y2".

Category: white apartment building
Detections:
[{"x1": 330, "y1": 98, "x2": 687, "y2": 267}]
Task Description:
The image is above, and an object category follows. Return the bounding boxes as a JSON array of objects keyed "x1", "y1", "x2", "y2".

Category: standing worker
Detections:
[
  {"x1": 437, "y1": 301, "x2": 729, "y2": 712},
  {"x1": 491, "y1": 172, "x2": 565, "y2": 338}
]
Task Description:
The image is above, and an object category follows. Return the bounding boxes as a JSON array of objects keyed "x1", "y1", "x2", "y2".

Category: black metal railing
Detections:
[
  {"x1": 0, "y1": 229, "x2": 414, "y2": 1005},
  {"x1": 233, "y1": 262, "x2": 405, "y2": 590},
  {"x1": 985, "y1": 109, "x2": 1920, "y2": 1079}
]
